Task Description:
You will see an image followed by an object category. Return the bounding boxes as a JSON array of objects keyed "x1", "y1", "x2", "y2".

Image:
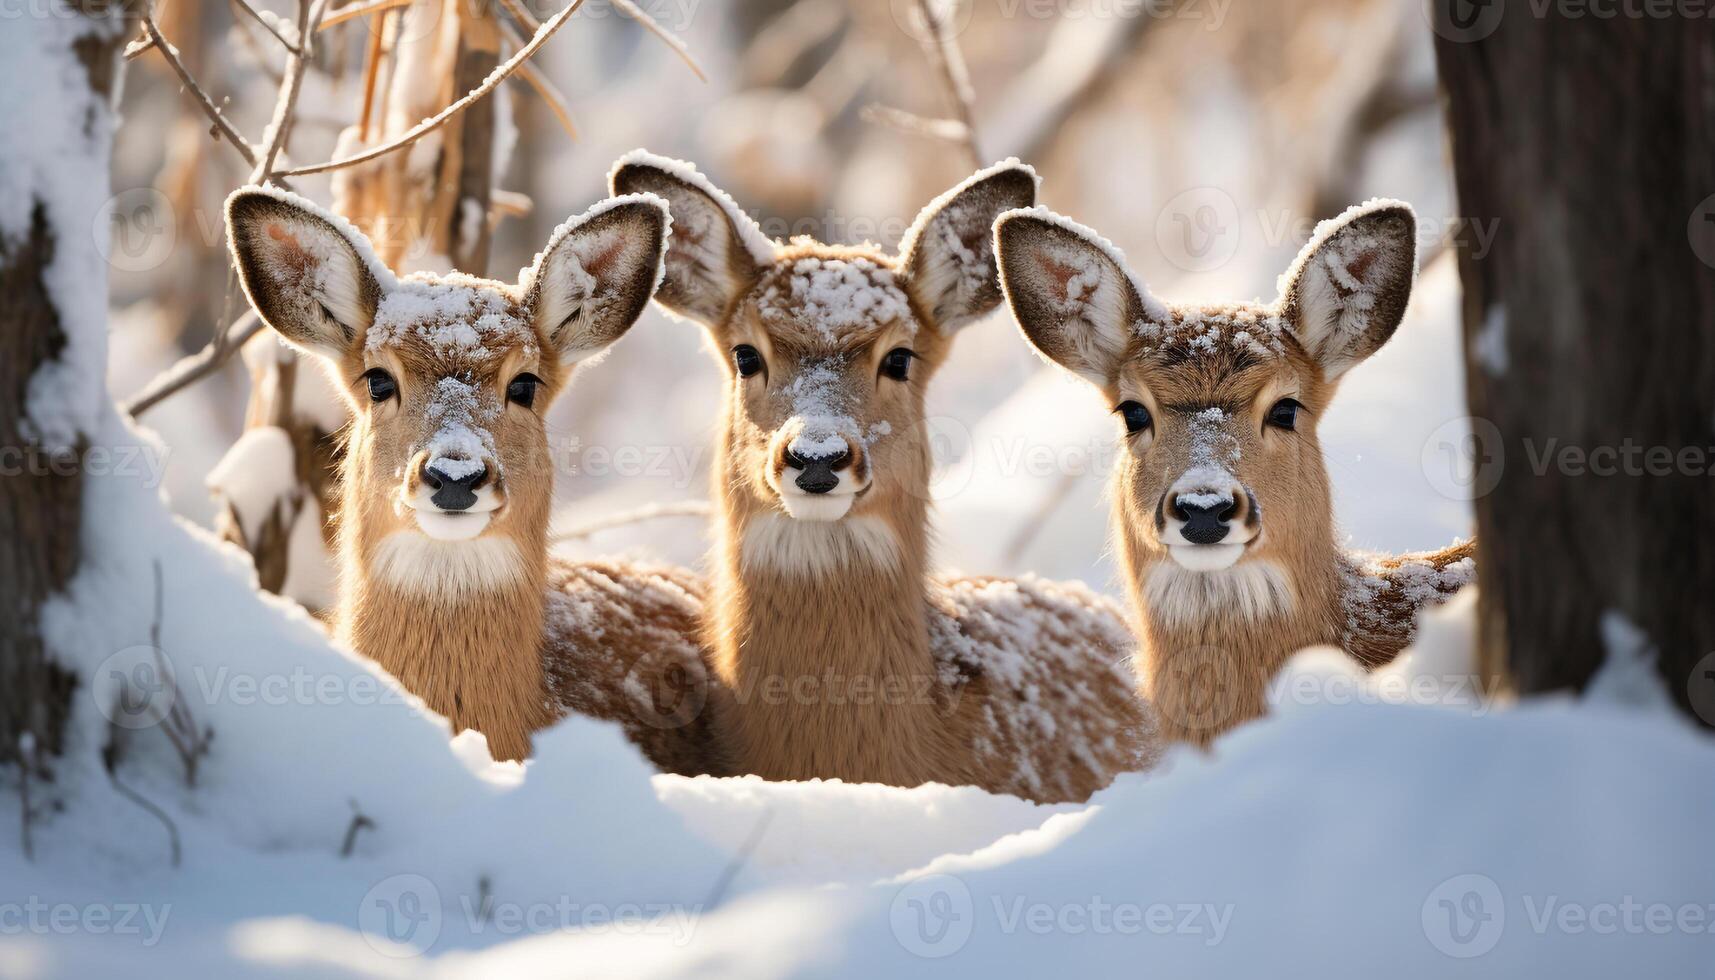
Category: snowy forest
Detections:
[{"x1": 1, "y1": 0, "x2": 1711, "y2": 976}]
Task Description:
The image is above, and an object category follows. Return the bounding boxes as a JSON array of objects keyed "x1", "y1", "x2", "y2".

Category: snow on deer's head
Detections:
[
  {"x1": 996, "y1": 202, "x2": 1416, "y2": 614},
  {"x1": 610, "y1": 152, "x2": 1036, "y2": 543},
  {"x1": 226, "y1": 187, "x2": 667, "y2": 591}
]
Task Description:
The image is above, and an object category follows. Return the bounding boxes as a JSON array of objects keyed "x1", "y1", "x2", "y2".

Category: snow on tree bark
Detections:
[
  {"x1": 1435, "y1": 12, "x2": 1715, "y2": 725},
  {"x1": 0, "y1": 5, "x2": 126, "y2": 767}
]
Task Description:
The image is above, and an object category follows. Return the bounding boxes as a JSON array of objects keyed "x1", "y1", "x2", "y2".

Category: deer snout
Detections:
[
  {"x1": 422, "y1": 457, "x2": 488, "y2": 512},
  {"x1": 1159, "y1": 485, "x2": 1258, "y2": 571},
  {"x1": 783, "y1": 444, "x2": 852, "y2": 495},
  {"x1": 1172, "y1": 493, "x2": 1237, "y2": 544}
]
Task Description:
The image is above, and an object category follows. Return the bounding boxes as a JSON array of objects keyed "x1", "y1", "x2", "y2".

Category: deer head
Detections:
[
  {"x1": 609, "y1": 152, "x2": 1036, "y2": 552},
  {"x1": 995, "y1": 202, "x2": 1417, "y2": 621},
  {"x1": 225, "y1": 187, "x2": 668, "y2": 593}
]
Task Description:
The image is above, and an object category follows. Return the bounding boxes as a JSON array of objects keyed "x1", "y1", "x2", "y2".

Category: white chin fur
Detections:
[
  {"x1": 778, "y1": 492, "x2": 855, "y2": 522},
  {"x1": 1169, "y1": 543, "x2": 1246, "y2": 572},
  {"x1": 413, "y1": 509, "x2": 491, "y2": 541}
]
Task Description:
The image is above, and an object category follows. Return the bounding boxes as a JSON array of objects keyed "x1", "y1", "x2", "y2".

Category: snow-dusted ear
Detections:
[
  {"x1": 226, "y1": 187, "x2": 386, "y2": 361},
  {"x1": 523, "y1": 195, "x2": 669, "y2": 365},
  {"x1": 897, "y1": 159, "x2": 1038, "y2": 334},
  {"x1": 994, "y1": 207, "x2": 1163, "y2": 386},
  {"x1": 1279, "y1": 200, "x2": 1417, "y2": 381},
  {"x1": 608, "y1": 150, "x2": 774, "y2": 326}
]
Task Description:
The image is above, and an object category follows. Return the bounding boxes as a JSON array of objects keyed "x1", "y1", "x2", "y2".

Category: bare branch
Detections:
[
  {"x1": 141, "y1": 8, "x2": 259, "y2": 166},
  {"x1": 912, "y1": 0, "x2": 981, "y2": 169},
  {"x1": 252, "y1": 0, "x2": 334, "y2": 182},
  {"x1": 861, "y1": 103, "x2": 970, "y2": 145},
  {"x1": 124, "y1": 311, "x2": 264, "y2": 419},
  {"x1": 317, "y1": 0, "x2": 413, "y2": 31},
  {"x1": 551, "y1": 501, "x2": 712, "y2": 543},
  {"x1": 341, "y1": 800, "x2": 375, "y2": 858},
  {"x1": 498, "y1": 18, "x2": 578, "y2": 139},
  {"x1": 231, "y1": 0, "x2": 301, "y2": 53},
  {"x1": 280, "y1": 0, "x2": 588, "y2": 177},
  {"x1": 610, "y1": 0, "x2": 706, "y2": 82}
]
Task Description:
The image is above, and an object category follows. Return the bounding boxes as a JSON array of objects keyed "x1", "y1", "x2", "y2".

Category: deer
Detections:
[
  {"x1": 992, "y1": 200, "x2": 1476, "y2": 748},
  {"x1": 224, "y1": 185, "x2": 731, "y2": 772},
  {"x1": 609, "y1": 151, "x2": 1154, "y2": 804}
]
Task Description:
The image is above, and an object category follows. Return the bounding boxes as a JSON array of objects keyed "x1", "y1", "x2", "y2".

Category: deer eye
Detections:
[
  {"x1": 1267, "y1": 398, "x2": 1302, "y2": 431},
  {"x1": 1117, "y1": 400, "x2": 1152, "y2": 434},
  {"x1": 363, "y1": 368, "x2": 397, "y2": 403},
  {"x1": 880, "y1": 347, "x2": 913, "y2": 382},
  {"x1": 732, "y1": 344, "x2": 764, "y2": 378},
  {"x1": 507, "y1": 373, "x2": 541, "y2": 409}
]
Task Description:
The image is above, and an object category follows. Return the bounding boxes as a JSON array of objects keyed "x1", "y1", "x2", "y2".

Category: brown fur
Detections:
[
  {"x1": 225, "y1": 187, "x2": 731, "y2": 771},
  {"x1": 997, "y1": 203, "x2": 1475, "y2": 748},
  {"x1": 614, "y1": 155, "x2": 1151, "y2": 801}
]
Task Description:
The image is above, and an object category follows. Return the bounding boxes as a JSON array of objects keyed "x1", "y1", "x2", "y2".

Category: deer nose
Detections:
[
  {"x1": 783, "y1": 444, "x2": 851, "y2": 495},
  {"x1": 1172, "y1": 492, "x2": 1240, "y2": 545},
  {"x1": 422, "y1": 458, "x2": 488, "y2": 511}
]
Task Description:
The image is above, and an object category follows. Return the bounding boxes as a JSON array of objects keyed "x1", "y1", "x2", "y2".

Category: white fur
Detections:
[
  {"x1": 1144, "y1": 559, "x2": 1295, "y2": 628},
  {"x1": 401, "y1": 485, "x2": 502, "y2": 541},
  {"x1": 370, "y1": 532, "x2": 526, "y2": 597},
  {"x1": 1167, "y1": 543, "x2": 1247, "y2": 572},
  {"x1": 897, "y1": 160, "x2": 1038, "y2": 333},
  {"x1": 775, "y1": 467, "x2": 865, "y2": 523},
  {"x1": 523, "y1": 193, "x2": 670, "y2": 363},
  {"x1": 741, "y1": 513, "x2": 899, "y2": 575}
]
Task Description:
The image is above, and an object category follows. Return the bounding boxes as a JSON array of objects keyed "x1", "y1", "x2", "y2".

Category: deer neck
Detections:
[
  {"x1": 334, "y1": 499, "x2": 551, "y2": 762},
  {"x1": 709, "y1": 490, "x2": 955, "y2": 785},
  {"x1": 1119, "y1": 503, "x2": 1346, "y2": 747}
]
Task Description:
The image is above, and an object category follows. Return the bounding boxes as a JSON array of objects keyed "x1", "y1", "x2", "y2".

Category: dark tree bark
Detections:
[
  {"x1": 1434, "y1": 6, "x2": 1715, "y2": 724},
  {"x1": 0, "y1": 12, "x2": 126, "y2": 774}
]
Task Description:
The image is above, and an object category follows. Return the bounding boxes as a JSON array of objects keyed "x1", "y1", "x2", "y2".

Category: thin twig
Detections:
[
  {"x1": 551, "y1": 501, "x2": 712, "y2": 543},
  {"x1": 702, "y1": 809, "x2": 773, "y2": 911},
  {"x1": 16, "y1": 733, "x2": 34, "y2": 862},
  {"x1": 861, "y1": 103, "x2": 970, "y2": 145},
  {"x1": 912, "y1": 0, "x2": 981, "y2": 169},
  {"x1": 340, "y1": 800, "x2": 375, "y2": 857},
  {"x1": 498, "y1": 19, "x2": 578, "y2": 139},
  {"x1": 231, "y1": 0, "x2": 301, "y2": 53},
  {"x1": 317, "y1": 0, "x2": 413, "y2": 31},
  {"x1": 609, "y1": 0, "x2": 706, "y2": 82},
  {"x1": 252, "y1": 0, "x2": 333, "y2": 182},
  {"x1": 141, "y1": 7, "x2": 259, "y2": 165},
  {"x1": 124, "y1": 311, "x2": 264, "y2": 419},
  {"x1": 108, "y1": 768, "x2": 183, "y2": 868},
  {"x1": 280, "y1": 0, "x2": 587, "y2": 177},
  {"x1": 356, "y1": 5, "x2": 388, "y2": 139}
]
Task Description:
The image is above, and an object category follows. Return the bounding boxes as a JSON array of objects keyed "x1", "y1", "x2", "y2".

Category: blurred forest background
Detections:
[{"x1": 109, "y1": 0, "x2": 1471, "y2": 612}]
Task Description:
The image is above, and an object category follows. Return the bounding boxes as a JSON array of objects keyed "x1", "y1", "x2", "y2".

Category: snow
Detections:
[
  {"x1": 205, "y1": 425, "x2": 298, "y2": 543},
  {"x1": 367, "y1": 275, "x2": 535, "y2": 363},
  {"x1": 1475, "y1": 303, "x2": 1510, "y2": 375},
  {"x1": 758, "y1": 256, "x2": 914, "y2": 341},
  {"x1": 1, "y1": 10, "x2": 127, "y2": 450}
]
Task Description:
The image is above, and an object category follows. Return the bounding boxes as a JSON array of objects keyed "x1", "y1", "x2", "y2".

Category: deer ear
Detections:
[
  {"x1": 1280, "y1": 200, "x2": 1418, "y2": 381},
  {"x1": 995, "y1": 207, "x2": 1163, "y2": 386},
  {"x1": 897, "y1": 159, "x2": 1039, "y2": 334},
  {"x1": 607, "y1": 151, "x2": 773, "y2": 326},
  {"x1": 226, "y1": 188, "x2": 386, "y2": 361},
  {"x1": 523, "y1": 195, "x2": 669, "y2": 365}
]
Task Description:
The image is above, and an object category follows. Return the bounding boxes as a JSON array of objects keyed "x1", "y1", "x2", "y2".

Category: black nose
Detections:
[
  {"x1": 422, "y1": 459, "x2": 487, "y2": 511},
  {"x1": 1174, "y1": 495, "x2": 1236, "y2": 545},
  {"x1": 784, "y1": 446, "x2": 850, "y2": 495}
]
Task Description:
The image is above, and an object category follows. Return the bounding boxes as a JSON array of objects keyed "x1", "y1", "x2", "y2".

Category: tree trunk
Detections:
[
  {"x1": 1434, "y1": 8, "x2": 1715, "y2": 725},
  {"x1": 0, "y1": 9, "x2": 125, "y2": 773}
]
